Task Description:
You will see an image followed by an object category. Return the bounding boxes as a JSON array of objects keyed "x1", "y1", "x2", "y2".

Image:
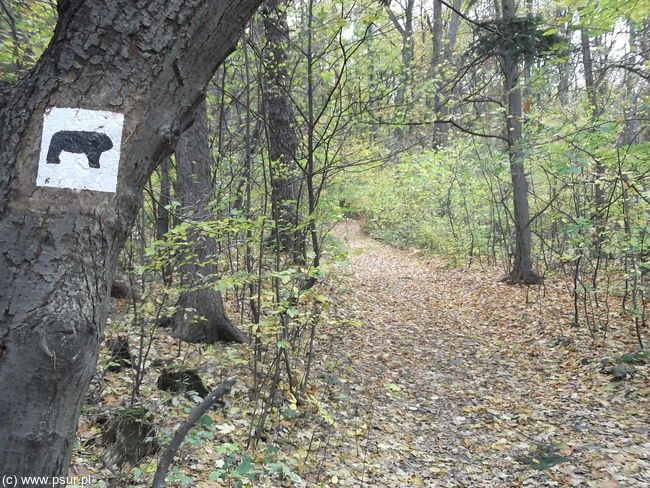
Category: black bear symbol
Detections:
[{"x1": 46, "y1": 130, "x2": 113, "y2": 169}]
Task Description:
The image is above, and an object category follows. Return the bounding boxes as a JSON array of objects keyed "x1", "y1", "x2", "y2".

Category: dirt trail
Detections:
[{"x1": 309, "y1": 220, "x2": 648, "y2": 487}]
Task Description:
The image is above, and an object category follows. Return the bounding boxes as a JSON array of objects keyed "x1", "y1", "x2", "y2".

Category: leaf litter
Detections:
[
  {"x1": 304, "y1": 220, "x2": 648, "y2": 487},
  {"x1": 70, "y1": 219, "x2": 648, "y2": 487}
]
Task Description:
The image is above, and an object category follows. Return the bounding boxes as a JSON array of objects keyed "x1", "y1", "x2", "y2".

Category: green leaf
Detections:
[{"x1": 199, "y1": 414, "x2": 214, "y2": 426}]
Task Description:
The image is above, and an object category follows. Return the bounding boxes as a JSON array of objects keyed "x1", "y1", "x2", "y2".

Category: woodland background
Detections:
[{"x1": 0, "y1": 0, "x2": 648, "y2": 486}]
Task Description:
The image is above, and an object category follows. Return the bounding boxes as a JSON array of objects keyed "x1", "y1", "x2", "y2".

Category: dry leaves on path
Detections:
[{"x1": 304, "y1": 220, "x2": 649, "y2": 487}]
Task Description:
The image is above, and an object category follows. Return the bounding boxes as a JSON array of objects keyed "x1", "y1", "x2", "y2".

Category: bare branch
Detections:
[{"x1": 152, "y1": 378, "x2": 237, "y2": 488}]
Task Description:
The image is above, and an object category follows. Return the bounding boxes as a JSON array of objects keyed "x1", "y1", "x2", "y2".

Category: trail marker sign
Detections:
[{"x1": 36, "y1": 107, "x2": 124, "y2": 192}]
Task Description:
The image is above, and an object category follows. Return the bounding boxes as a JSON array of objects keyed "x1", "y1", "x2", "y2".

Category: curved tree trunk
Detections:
[
  {"x1": 0, "y1": 0, "x2": 261, "y2": 480},
  {"x1": 261, "y1": 0, "x2": 302, "y2": 258},
  {"x1": 172, "y1": 100, "x2": 246, "y2": 343}
]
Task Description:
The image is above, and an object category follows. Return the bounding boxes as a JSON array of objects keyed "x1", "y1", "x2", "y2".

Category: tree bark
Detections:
[
  {"x1": 172, "y1": 100, "x2": 246, "y2": 343},
  {"x1": 261, "y1": 0, "x2": 302, "y2": 258},
  {"x1": 501, "y1": 0, "x2": 539, "y2": 284},
  {"x1": 429, "y1": 0, "x2": 444, "y2": 146},
  {"x1": 429, "y1": 0, "x2": 463, "y2": 148},
  {"x1": 580, "y1": 28, "x2": 607, "y2": 243},
  {"x1": 387, "y1": 0, "x2": 414, "y2": 108},
  {"x1": 0, "y1": 0, "x2": 261, "y2": 480},
  {"x1": 623, "y1": 21, "x2": 641, "y2": 146},
  {"x1": 152, "y1": 378, "x2": 236, "y2": 488},
  {"x1": 443, "y1": 0, "x2": 464, "y2": 61},
  {"x1": 156, "y1": 158, "x2": 172, "y2": 284},
  {"x1": 555, "y1": 8, "x2": 571, "y2": 104},
  {"x1": 580, "y1": 30, "x2": 600, "y2": 117},
  {"x1": 429, "y1": 0, "x2": 443, "y2": 79}
]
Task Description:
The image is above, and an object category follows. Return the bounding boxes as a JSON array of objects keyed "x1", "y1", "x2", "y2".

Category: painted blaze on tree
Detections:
[
  {"x1": 36, "y1": 107, "x2": 125, "y2": 192},
  {"x1": 46, "y1": 130, "x2": 114, "y2": 168}
]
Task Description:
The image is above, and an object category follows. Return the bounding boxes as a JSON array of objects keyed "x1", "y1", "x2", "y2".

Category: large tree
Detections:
[
  {"x1": 0, "y1": 0, "x2": 262, "y2": 479},
  {"x1": 261, "y1": 0, "x2": 302, "y2": 258},
  {"x1": 172, "y1": 100, "x2": 246, "y2": 343}
]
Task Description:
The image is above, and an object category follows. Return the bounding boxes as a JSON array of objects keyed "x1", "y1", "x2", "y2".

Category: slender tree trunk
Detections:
[
  {"x1": 580, "y1": 30, "x2": 600, "y2": 117},
  {"x1": 388, "y1": 0, "x2": 414, "y2": 109},
  {"x1": 430, "y1": 0, "x2": 444, "y2": 147},
  {"x1": 0, "y1": 0, "x2": 261, "y2": 479},
  {"x1": 623, "y1": 21, "x2": 640, "y2": 146},
  {"x1": 429, "y1": 1, "x2": 443, "y2": 79},
  {"x1": 172, "y1": 100, "x2": 245, "y2": 343},
  {"x1": 367, "y1": 21, "x2": 379, "y2": 139},
  {"x1": 581, "y1": 29, "x2": 607, "y2": 239},
  {"x1": 501, "y1": 0, "x2": 539, "y2": 284},
  {"x1": 444, "y1": 0, "x2": 463, "y2": 61},
  {"x1": 304, "y1": 0, "x2": 320, "y2": 289},
  {"x1": 556, "y1": 8, "x2": 571, "y2": 104},
  {"x1": 400, "y1": 1, "x2": 414, "y2": 107},
  {"x1": 523, "y1": 0, "x2": 534, "y2": 89},
  {"x1": 156, "y1": 158, "x2": 172, "y2": 284},
  {"x1": 261, "y1": 0, "x2": 302, "y2": 258},
  {"x1": 430, "y1": 0, "x2": 463, "y2": 147},
  {"x1": 156, "y1": 159, "x2": 171, "y2": 241}
]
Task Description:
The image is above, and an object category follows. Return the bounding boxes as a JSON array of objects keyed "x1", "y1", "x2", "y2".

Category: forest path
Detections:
[{"x1": 308, "y1": 220, "x2": 648, "y2": 487}]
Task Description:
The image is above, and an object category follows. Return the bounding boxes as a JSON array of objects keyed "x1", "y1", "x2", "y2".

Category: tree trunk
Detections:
[
  {"x1": 431, "y1": 0, "x2": 463, "y2": 147},
  {"x1": 623, "y1": 21, "x2": 641, "y2": 146},
  {"x1": 388, "y1": 0, "x2": 414, "y2": 108},
  {"x1": 0, "y1": 0, "x2": 261, "y2": 480},
  {"x1": 430, "y1": 0, "x2": 444, "y2": 147},
  {"x1": 366, "y1": 21, "x2": 379, "y2": 139},
  {"x1": 523, "y1": 0, "x2": 534, "y2": 90},
  {"x1": 444, "y1": 0, "x2": 463, "y2": 61},
  {"x1": 580, "y1": 30, "x2": 600, "y2": 117},
  {"x1": 156, "y1": 158, "x2": 172, "y2": 284},
  {"x1": 555, "y1": 8, "x2": 571, "y2": 104},
  {"x1": 400, "y1": 1, "x2": 414, "y2": 108},
  {"x1": 501, "y1": 0, "x2": 539, "y2": 284},
  {"x1": 172, "y1": 100, "x2": 245, "y2": 343},
  {"x1": 429, "y1": 0, "x2": 443, "y2": 78},
  {"x1": 261, "y1": 0, "x2": 302, "y2": 258},
  {"x1": 580, "y1": 29, "x2": 607, "y2": 239}
]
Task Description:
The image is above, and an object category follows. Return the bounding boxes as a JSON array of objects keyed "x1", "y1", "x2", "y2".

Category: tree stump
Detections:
[
  {"x1": 105, "y1": 336, "x2": 134, "y2": 372},
  {"x1": 157, "y1": 368, "x2": 209, "y2": 398},
  {"x1": 102, "y1": 407, "x2": 158, "y2": 466}
]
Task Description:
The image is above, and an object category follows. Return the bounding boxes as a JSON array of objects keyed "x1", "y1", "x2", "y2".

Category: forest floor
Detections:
[
  {"x1": 303, "y1": 220, "x2": 649, "y2": 487},
  {"x1": 73, "y1": 219, "x2": 649, "y2": 487}
]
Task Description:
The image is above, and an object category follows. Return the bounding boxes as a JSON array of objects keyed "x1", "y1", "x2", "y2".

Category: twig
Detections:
[{"x1": 152, "y1": 378, "x2": 237, "y2": 488}]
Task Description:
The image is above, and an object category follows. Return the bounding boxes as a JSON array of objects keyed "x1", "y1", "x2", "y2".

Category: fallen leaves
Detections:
[
  {"x1": 69, "y1": 220, "x2": 648, "y2": 487},
  {"x1": 302, "y1": 220, "x2": 649, "y2": 487}
]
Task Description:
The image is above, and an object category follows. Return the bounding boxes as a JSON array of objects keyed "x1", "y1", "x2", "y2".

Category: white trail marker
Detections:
[{"x1": 36, "y1": 107, "x2": 124, "y2": 193}]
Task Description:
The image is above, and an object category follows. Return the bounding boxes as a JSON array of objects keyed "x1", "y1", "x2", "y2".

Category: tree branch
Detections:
[
  {"x1": 385, "y1": 7, "x2": 405, "y2": 36},
  {"x1": 438, "y1": 0, "x2": 495, "y2": 33},
  {"x1": 363, "y1": 115, "x2": 508, "y2": 142},
  {"x1": 152, "y1": 378, "x2": 237, "y2": 488}
]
